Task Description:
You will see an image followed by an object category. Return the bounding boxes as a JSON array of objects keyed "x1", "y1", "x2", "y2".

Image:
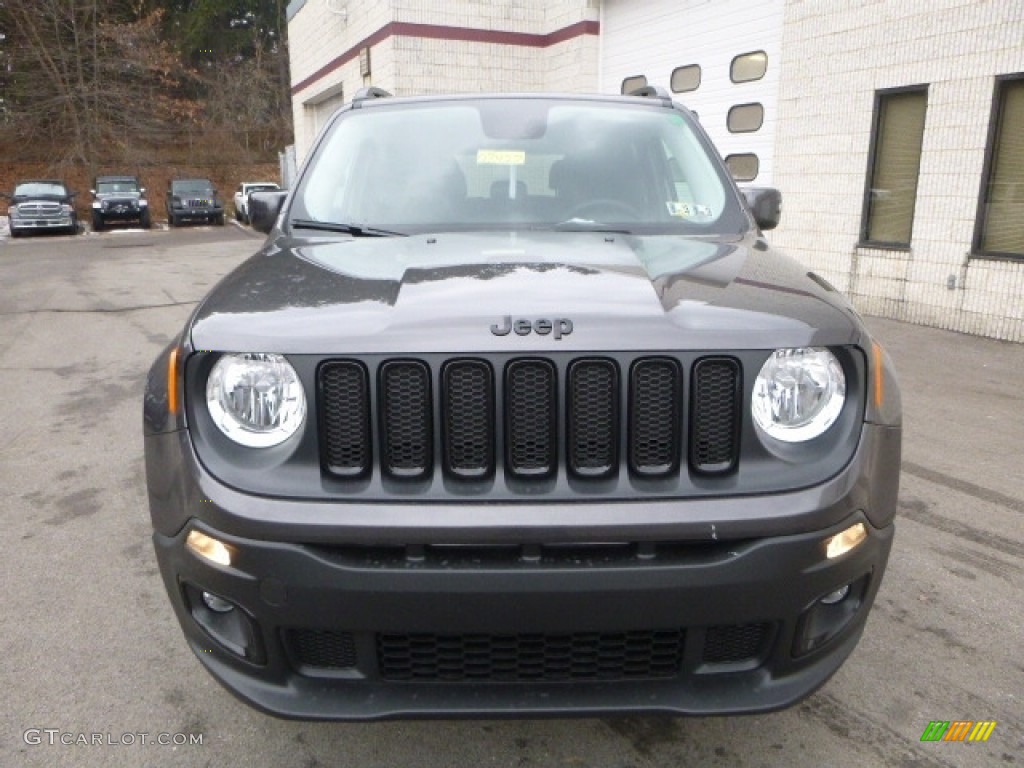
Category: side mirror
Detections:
[
  {"x1": 740, "y1": 187, "x2": 782, "y2": 231},
  {"x1": 249, "y1": 190, "x2": 287, "y2": 234},
  {"x1": 90, "y1": 189, "x2": 97, "y2": 196}
]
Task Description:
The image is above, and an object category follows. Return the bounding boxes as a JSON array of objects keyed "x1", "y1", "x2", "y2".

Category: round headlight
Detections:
[
  {"x1": 206, "y1": 353, "x2": 306, "y2": 447},
  {"x1": 752, "y1": 348, "x2": 845, "y2": 442}
]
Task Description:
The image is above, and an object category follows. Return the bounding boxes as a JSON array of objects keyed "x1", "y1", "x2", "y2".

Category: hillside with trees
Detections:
[{"x1": 0, "y1": 0, "x2": 291, "y2": 196}]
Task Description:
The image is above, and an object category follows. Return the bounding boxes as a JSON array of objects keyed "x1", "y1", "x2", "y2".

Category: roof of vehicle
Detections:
[
  {"x1": 349, "y1": 88, "x2": 676, "y2": 110},
  {"x1": 14, "y1": 178, "x2": 67, "y2": 186}
]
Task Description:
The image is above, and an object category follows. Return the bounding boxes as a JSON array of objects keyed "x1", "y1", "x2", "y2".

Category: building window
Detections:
[
  {"x1": 727, "y1": 103, "x2": 764, "y2": 133},
  {"x1": 860, "y1": 87, "x2": 928, "y2": 246},
  {"x1": 975, "y1": 75, "x2": 1024, "y2": 257},
  {"x1": 671, "y1": 65, "x2": 701, "y2": 93},
  {"x1": 731, "y1": 51, "x2": 767, "y2": 83},
  {"x1": 725, "y1": 154, "x2": 759, "y2": 182},
  {"x1": 621, "y1": 75, "x2": 647, "y2": 95}
]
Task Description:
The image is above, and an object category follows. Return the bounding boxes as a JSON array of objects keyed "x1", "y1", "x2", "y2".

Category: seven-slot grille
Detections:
[{"x1": 318, "y1": 355, "x2": 741, "y2": 484}]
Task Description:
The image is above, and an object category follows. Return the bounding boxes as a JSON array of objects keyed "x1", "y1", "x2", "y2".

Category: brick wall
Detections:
[{"x1": 770, "y1": 0, "x2": 1024, "y2": 341}]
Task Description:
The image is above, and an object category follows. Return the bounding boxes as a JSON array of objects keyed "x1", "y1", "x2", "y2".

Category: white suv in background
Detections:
[{"x1": 233, "y1": 181, "x2": 280, "y2": 224}]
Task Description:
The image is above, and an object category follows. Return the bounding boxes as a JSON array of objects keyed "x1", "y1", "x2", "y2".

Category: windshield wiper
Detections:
[{"x1": 290, "y1": 219, "x2": 406, "y2": 237}]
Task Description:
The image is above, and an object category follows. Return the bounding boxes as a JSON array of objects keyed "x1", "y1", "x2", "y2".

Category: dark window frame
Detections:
[
  {"x1": 727, "y1": 102, "x2": 764, "y2": 133},
  {"x1": 972, "y1": 72, "x2": 1024, "y2": 261},
  {"x1": 621, "y1": 75, "x2": 648, "y2": 95},
  {"x1": 858, "y1": 84, "x2": 929, "y2": 251},
  {"x1": 725, "y1": 153, "x2": 759, "y2": 182},
  {"x1": 670, "y1": 64, "x2": 701, "y2": 93},
  {"x1": 730, "y1": 51, "x2": 768, "y2": 84}
]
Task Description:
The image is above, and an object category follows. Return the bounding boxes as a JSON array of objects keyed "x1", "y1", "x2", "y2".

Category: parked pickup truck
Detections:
[{"x1": 233, "y1": 181, "x2": 280, "y2": 224}]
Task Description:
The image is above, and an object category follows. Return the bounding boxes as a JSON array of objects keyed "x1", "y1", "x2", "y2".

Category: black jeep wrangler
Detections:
[
  {"x1": 144, "y1": 88, "x2": 902, "y2": 720},
  {"x1": 166, "y1": 178, "x2": 225, "y2": 227},
  {"x1": 91, "y1": 175, "x2": 151, "y2": 231}
]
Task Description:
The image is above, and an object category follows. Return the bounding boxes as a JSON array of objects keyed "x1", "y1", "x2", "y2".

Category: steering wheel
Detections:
[{"x1": 566, "y1": 198, "x2": 641, "y2": 221}]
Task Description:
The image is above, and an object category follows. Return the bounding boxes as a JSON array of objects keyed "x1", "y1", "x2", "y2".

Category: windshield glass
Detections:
[
  {"x1": 15, "y1": 182, "x2": 67, "y2": 197},
  {"x1": 295, "y1": 98, "x2": 747, "y2": 235},
  {"x1": 97, "y1": 180, "x2": 139, "y2": 194},
  {"x1": 173, "y1": 181, "x2": 214, "y2": 195}
]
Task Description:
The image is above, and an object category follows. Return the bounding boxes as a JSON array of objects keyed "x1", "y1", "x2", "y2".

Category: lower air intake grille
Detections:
[
  {"x1": 285, "y1": 629, "x2": 358, "y2": 669},
  {"x1": 377, "y1": 629, "x2": 686, "y2": 682},
  {"x1": 702, "y1": 623, "x2": 770, "y2": 664}
]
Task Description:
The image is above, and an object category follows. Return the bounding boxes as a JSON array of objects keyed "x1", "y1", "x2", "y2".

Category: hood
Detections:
[
  {"x1": 190, "y1": 231, "x2": 866, "y2": 354},
  {"x1": 13, "y1": 193, "x2": 71, "y2": 203}
]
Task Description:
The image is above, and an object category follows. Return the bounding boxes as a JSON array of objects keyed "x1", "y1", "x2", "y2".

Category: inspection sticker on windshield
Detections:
[
  {"x1": 477, "y1": 149, "x2": 526, "y2": 166},
  {"x1": 667, "y1": 201, "x2": 713, "y2": 219}
]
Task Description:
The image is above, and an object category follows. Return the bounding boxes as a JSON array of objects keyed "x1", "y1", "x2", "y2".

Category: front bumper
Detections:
[
  {"x1": 10, "y1": 215, "x2": 75, "y2": 232},
  {"x1": 153, "y1": 501, "x2": 893, "y2": 719},
  {"x1": 171, "y1": 206, "x2": 223, "y2": 222}
]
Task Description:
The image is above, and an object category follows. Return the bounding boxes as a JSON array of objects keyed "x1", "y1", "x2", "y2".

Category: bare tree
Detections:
[{"x1": 0, "y1": 1, "x2": 199, "y2": 165}]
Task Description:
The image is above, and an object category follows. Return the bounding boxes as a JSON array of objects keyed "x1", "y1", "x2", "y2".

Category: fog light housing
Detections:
[
  {"x1": 819, "y1": 585, "x2": 850, "y2": 605},
  {"x1": 182, "y1": 582, "x2": 265, "y2": 664},
  {"x1": 793, "y1": 574, "x2": 870, "y2": 656},
  {"x1": 202, "y1": 591, "x2": 235, "y2": 613}
]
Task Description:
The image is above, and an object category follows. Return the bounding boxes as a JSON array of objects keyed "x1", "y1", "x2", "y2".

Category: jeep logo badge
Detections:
[{"x1": 491, "y1": 316, "x2": 573, "y2": 340}]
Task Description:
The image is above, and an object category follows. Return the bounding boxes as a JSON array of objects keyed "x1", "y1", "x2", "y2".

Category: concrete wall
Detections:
[
  {"x1": 770, "y1": 0, "x2": 1024, "y2": 342},
  {"x1": 287, "y1": 0, "x2": 599, "y2": 161}
]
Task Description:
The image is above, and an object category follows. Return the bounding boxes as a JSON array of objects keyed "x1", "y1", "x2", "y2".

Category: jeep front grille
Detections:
[{"x1": 317, "y1": 354, "x2": 742, "y2": 488}]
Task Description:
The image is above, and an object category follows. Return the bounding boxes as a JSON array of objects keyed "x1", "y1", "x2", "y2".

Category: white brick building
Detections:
[{"x1": 285, "y1": 0, "x2": 1024, "y2": 342}]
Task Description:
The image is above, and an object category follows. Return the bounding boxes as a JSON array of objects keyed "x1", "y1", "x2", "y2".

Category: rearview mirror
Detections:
[
  {"x1": 249, "y1": 190, "x2": 288, "y2": 234},
  {"x1": 740, "y1": 187, "x2": 782, "y2": 231}
]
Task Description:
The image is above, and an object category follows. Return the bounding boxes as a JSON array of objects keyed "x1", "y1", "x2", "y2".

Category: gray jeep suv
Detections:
[
  {"x1": 144, "y1": 89, "x2": 902, "y2": 720},
  {"x1": 91, "y1": 175, "x2": 151, "y2": 230}
]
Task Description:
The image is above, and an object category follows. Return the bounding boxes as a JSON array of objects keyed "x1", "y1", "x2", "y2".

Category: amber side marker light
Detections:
[
  {"x1": 186, "y1": 530, "x2": 233, "y2": 567},
  {"x1": 167, "y1": 346, "x2": 182, "y2": 415},
  {"x1": 824, "y1": 522, "x2": 867, "y2": 559},
  {"x1": 871, "y1": 341, "x2": 885, "y2": 409}
]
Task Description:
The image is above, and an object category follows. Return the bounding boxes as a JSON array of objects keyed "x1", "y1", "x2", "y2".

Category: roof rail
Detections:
[
  {"x1": 352, "y1": 86, "x2": 393, "y2": 104},
  {"x1": 627, "y1": 85, "x2": 672, "y2": 102}
]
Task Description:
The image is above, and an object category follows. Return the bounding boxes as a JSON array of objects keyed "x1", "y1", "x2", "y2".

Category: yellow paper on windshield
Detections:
[{"x1": 477, "y1": 150, "x2": 526, "y2": 166}]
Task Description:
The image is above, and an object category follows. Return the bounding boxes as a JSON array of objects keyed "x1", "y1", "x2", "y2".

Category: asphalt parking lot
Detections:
[{"x1": 0, "y1": 225, "x2": 1021, "y2": 767}]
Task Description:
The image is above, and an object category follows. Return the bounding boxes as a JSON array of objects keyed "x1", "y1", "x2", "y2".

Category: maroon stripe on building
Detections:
[{"x1": 292, "y1": 19, "x2": 600, "y2": 95}]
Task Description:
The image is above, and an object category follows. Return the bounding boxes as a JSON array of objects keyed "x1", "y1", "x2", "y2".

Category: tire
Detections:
[
  {"x1": 168, "y1": 214, "x2": 177, "y2": 228},
  {"x1": 92, "y1": 214, "x2": 104, "y2": 232},
  {"x1": 141, "y1": 210, "x2": 152, "y2": 229},
  {"x1": 216, "y1": 213, "x2": 225, "y2": 226},
  {"x1": 10, "y1": 227, "x2": 23, "y2": 238}
]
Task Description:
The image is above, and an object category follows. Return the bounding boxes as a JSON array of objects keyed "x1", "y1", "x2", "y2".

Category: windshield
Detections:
[
  {"x1": 97, "y1": 180, "x2": 139, "y2": 194},
  {"x1": 294, "y1": 98, "x2": 748, "y2": 235},
  {"x1": 14, "y1": 182, "x2": 67, "y2": 197},
  {"x1": 173, "y1": 181, "x2": 214, "y2": 195}
]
